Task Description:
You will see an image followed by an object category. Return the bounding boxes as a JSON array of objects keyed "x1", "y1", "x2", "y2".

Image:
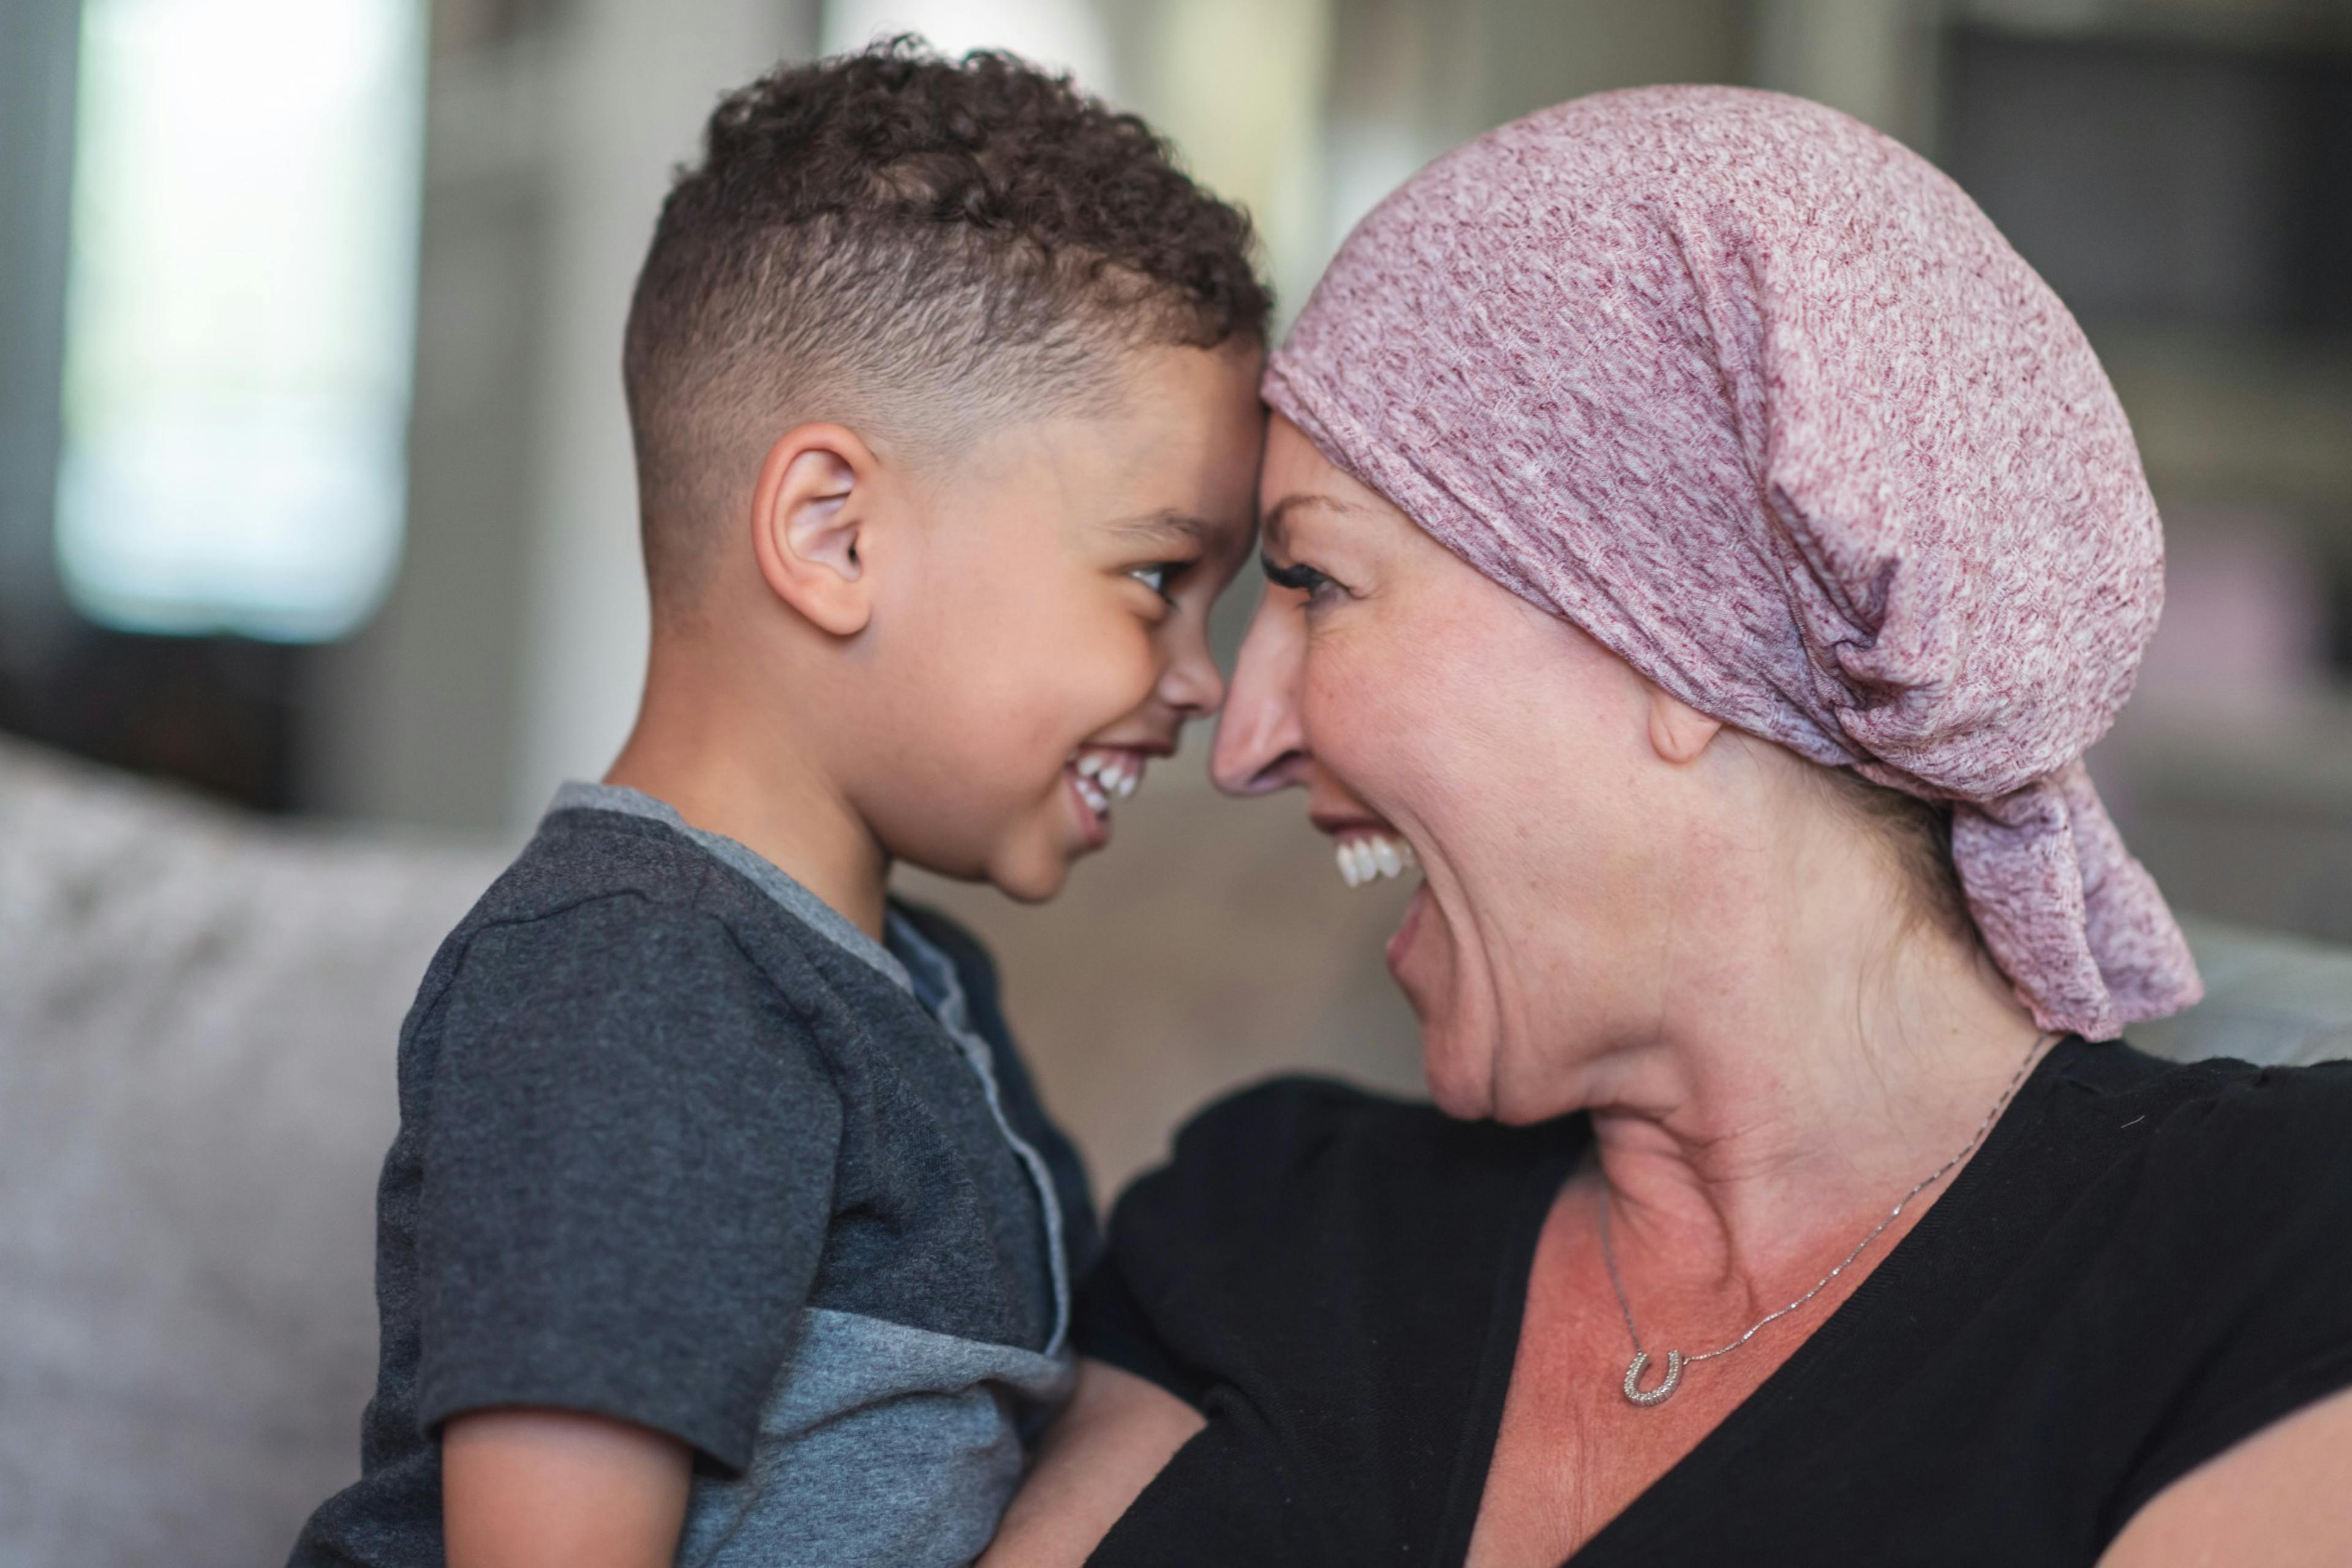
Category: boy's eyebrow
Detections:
[{"x1": 1104, "y1": 508, "x2": 1236, "y2": 546}]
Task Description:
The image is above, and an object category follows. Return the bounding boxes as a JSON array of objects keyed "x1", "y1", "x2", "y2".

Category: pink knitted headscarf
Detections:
[{"x1": 1264, "y1": 86, "x2": 2200, "y2": 1041}]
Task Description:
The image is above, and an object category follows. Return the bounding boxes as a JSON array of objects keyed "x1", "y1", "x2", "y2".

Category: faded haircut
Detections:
[{"x1": 621, "y1": 38, "x2": 1273, "y2": 612}]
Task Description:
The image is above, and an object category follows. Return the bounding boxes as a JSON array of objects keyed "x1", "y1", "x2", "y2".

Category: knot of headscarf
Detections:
[{"x1": 1263, "y1": 85, "x2": 2199, "y2": 1040}]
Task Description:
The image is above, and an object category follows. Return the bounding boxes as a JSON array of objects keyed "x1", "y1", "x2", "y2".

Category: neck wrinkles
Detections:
[{"x1": 1572, "y1": 910, "x2": 2051, "y2": 1305}]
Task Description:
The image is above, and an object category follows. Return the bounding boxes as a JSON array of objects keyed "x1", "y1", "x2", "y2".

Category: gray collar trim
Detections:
[{"x1": 546, "y1": 780, "x2": 913, "y2": 995}]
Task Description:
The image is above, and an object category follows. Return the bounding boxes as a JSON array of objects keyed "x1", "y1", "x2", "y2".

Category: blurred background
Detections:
[{"x1": 3, "y1": 1, "x2": 2352, "y2": 1559}]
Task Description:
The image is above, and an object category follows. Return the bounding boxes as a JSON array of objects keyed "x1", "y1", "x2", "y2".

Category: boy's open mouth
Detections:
[{"x1": 1065, "y1": 745, "x2": 1151, "y2": 846}]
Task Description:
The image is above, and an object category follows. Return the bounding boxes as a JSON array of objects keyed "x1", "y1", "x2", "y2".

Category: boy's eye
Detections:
[
  {"x1": 1127, "y1": 562, "x2": 1182, "y2": 604},
  {"x1": 1261, "y1": 555, "x2": 1336, "y2": 600}
]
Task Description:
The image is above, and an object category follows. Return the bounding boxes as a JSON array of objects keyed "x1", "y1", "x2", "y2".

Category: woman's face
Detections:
[{"x1": 1215, "y1": 417, "x2": 1719, "y2": 1122}]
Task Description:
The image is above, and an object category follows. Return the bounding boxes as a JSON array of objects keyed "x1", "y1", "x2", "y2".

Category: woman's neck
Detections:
[{"x1": 1577, "y1": 858, "x2": 2050, "y2": 1305}]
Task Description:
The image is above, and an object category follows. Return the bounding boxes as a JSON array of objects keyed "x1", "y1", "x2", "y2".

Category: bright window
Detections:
[
  {"x1": 821, "y1": 0, "x2": 1115, "y2": 93},
  {"x1": 55, "y1": 0, "x2": 427, "y2": 641}
]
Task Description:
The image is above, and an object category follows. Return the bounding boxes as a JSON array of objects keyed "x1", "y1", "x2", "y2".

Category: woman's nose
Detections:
[{"x1": 1210, "y1": 591, "x2": 1308, "y2": 796}]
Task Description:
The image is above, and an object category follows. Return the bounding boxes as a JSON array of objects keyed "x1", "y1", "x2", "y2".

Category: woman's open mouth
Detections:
[
  {"x1": 1313, "y1": 810, "x2": 1426, "y2": 972},
  {"x1": 1386, "y1": 881, "x2": 1431, "y2": 974}
]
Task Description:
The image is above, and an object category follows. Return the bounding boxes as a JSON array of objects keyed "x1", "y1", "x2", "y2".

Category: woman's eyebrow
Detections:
[{"x1": 1261, "y1": 493, "x2": 1360, "y2": 554}]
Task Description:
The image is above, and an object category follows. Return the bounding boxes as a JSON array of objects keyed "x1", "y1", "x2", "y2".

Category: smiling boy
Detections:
[{"x1": 288, "y1": 42, "x2": 1267, "y2": 1568}]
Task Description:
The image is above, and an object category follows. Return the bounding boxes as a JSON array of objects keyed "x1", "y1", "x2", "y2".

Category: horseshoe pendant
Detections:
[{"x1": 1622, "y1": 1349, "x2": 1685, "y2": 1408}]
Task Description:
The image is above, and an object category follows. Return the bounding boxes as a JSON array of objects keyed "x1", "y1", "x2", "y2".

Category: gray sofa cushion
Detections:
[
  {"x1": 0, "y1": 741, "x2": 500, "y2": 1568},
  {"x1": 2129, "y1": 914, "x2": 2352, "y2": 1068}
]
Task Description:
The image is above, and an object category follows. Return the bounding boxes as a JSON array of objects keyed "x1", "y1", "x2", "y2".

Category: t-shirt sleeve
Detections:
[
  {"x1": 1072, "y1": 1253, "x2": 1212, "y2": 1408},
  {"x1": 2115, "y1": 1060, "x2": 2352, "y2": 1523},
  {"x1": 1072, "y1": 1078, "x2": 1545, "y2": 1566},
  {"x1": 1069, "y1": 1080, "x2": 1383, "y2": 1566},
  {"x1": 1069, "y1": 1079, "x2": 1341, "y2": 1405},
  {"x1": 412, "y1": 894, "x2": 841, "y2": 1472}
]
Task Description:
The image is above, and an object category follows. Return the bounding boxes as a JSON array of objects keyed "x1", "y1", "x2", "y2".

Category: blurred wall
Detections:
[
  {"x1": 306, "y1": 0, "x2": 823, "y2": 832},
  {"x1": 0, "y1": 0, "x2": 80, "y2": 682}
]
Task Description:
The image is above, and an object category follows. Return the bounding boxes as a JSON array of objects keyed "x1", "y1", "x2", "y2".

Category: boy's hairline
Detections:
[{"x1": 641, "y1": 332, "x2": 1266, "y2": 620}]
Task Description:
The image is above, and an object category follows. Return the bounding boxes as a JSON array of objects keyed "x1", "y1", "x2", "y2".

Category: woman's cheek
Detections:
[{"x1": 1300, "y1": 623, "x2": 1401, "y2": 782}]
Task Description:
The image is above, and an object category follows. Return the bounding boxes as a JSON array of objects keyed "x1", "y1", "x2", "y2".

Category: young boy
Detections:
[{"x1": 288, "y1": 42, "x2": 1268, "y2": 1568}]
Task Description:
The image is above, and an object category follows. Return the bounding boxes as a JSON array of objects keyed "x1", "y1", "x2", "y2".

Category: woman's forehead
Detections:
[{"x1": 1257, "y1": 417, "x2": 1398, "y2": 545}]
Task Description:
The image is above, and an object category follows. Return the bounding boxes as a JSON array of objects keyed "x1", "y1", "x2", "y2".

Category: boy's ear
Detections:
[{"x1": 750, "y1": 423, "x2": 880, "y2": 638}]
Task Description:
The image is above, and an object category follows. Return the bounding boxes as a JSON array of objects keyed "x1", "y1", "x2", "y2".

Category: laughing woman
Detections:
[{"x1": 981, "y1": 88, "x2": 2352, "y2": 1567}]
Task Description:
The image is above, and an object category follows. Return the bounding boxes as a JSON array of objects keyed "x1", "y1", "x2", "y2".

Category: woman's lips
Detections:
[{"x1": 1386, "y1": 880, "x2": 1431, "y2": 975}]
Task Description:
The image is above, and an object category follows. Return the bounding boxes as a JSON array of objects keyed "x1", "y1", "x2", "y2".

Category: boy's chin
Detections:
[
  {"x1": 982, "y1": 848, "x2": 1075, "y2": 905},
  {"x1": 899, "y1": 838, "x2": 1076, "y2": 904}
]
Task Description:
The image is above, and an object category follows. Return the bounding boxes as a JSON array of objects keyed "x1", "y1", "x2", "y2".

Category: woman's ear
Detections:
[
  {"x1": 1646, "y1": 685, "x2": 1724, "y2": 766},
  {"x1": 750, "y1": 423, "x2": 878, "y2": 638}
]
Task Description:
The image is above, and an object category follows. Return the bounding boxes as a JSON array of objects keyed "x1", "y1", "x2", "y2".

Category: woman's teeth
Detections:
[{"x1": 1335, "y1": 832, "x2": 1414, "y2": 888}]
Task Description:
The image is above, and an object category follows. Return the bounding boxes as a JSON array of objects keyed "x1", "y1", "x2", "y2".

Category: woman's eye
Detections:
[
  {"x1": 1261, "y1": 555, "x2": 1338, "y2": 601},
  {"x1": 1127, "y1": 562, "x2": 1180, "y2": 604}
]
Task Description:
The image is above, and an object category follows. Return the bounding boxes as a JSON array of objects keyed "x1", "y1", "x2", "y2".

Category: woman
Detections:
[{"x1": 984, "y1": 88, "x2": 2352, "y2": 1565}]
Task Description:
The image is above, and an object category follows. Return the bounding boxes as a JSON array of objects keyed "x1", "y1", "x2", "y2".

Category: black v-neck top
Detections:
[{"x1": 1073, "y1": 1040, "x2": 2352, "y2": 1566}]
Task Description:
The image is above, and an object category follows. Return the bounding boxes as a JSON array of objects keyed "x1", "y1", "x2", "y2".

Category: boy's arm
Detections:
[
  {"x1": 977, "y1": 1358, "x2": 1205, "y2": 1568},
  {"x1": 417, "y1": 900, "x2": 842, "y2": 1562},
  {"x1": 444, "y1": 1408, "x2": 692, "y2": 1568}
]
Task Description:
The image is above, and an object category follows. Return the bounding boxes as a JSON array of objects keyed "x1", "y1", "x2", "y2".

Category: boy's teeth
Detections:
[
  {"x1": 1076, "y1": 774, "x2": 1110, "y2": 815},
  {"x1": 1074, "y1": 748, "x2": 1148, "y2": 802}
]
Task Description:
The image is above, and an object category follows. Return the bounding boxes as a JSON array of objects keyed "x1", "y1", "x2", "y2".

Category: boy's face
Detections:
[{"x1": 854, "y1": 342, "x2": 1265, "y2": 900}]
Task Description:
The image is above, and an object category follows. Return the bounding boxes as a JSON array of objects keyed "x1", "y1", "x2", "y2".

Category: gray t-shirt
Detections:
[{"x1": 290, "y1": 783, "x2": 1099, "y2": 1567}]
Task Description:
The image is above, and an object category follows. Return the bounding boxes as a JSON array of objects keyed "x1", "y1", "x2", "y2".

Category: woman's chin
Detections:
[
  {"x1": 1392, "y1": 891, "x2": 1498, "y2": 1118},
  {"x1": 1421, "y1": 1052, "x2": 1496, "y2": 1120}
]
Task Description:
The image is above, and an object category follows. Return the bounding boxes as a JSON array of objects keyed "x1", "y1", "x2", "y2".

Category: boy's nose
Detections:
[
  {"x1": 1159, "y1": 627, "x2": 1227, "y2": 720},
  {"x1": 1210, "y1": 594, "x2": 1307, "y2": 796}
]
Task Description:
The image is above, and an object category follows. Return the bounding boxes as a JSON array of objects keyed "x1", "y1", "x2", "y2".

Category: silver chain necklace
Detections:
[{"x1": 1597, "y1": 1032, "x2": 2051, "y2": 1408}]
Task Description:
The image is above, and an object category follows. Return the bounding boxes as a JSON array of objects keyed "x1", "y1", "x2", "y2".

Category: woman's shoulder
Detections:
[
  {"x1": 1163, "y1": 1074, "x2": 1455, "y2": 1179},
  {"x1": 2013, "y1": 1044, "x2": 2352, "y2": 1522},
  {"x1": 1084, "y1": 1077, "x2": 1580, "y2": 1376},
  {"x1": 2034, "y1": 1042, "x2": 2352, "y2": 1244},
  {"x1": 1132, "y1": 1074, "x2": 1580, "y2": 1243},
  {"x1": 2058, "y1": 1041, "x2": 2352, "y2": 1187}
]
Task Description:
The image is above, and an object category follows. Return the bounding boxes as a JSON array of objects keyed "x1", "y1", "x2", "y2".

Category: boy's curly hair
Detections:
[{"x1": 623, "y1": 39, "x2": 1273, "y2": 608}]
